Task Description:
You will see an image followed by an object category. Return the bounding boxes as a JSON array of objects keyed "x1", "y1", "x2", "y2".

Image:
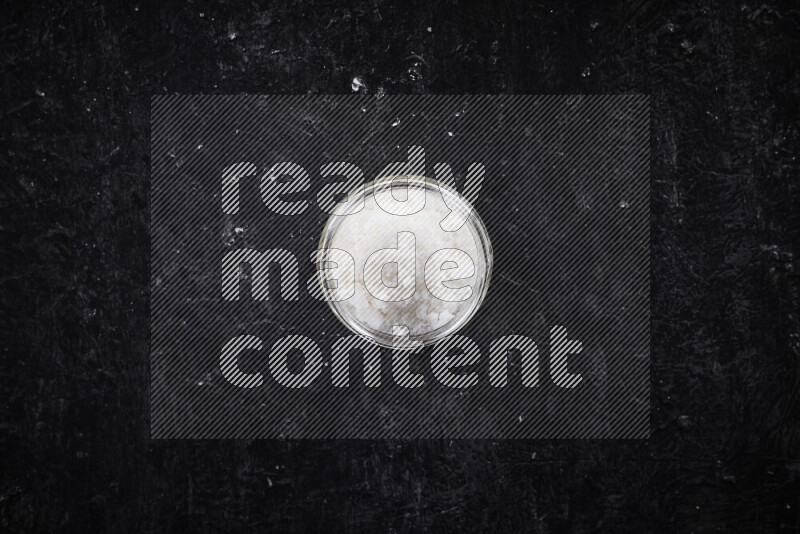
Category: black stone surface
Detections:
[{"x1": 2, "y1": 0, "x2": 799, "y2": 531}]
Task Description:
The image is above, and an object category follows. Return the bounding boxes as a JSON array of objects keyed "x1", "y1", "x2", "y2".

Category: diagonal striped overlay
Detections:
[{"x1": 150, "y1": 95, "x2": 649, "y2": 439}]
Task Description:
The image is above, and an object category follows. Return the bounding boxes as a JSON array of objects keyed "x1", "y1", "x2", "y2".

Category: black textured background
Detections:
[{"x1": 2, "y1": 0, "x2": 799, "y2": 532}]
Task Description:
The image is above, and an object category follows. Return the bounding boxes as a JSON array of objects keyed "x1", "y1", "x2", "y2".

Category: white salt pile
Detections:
[{"x1": 320, "y1": 176, "x2": 491, "y2": 347}]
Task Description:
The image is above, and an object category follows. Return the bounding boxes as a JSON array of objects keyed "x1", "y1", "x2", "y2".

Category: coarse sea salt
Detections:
[{"x1": 318, "y1": 176, "x2": 492, "y2": 348}]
